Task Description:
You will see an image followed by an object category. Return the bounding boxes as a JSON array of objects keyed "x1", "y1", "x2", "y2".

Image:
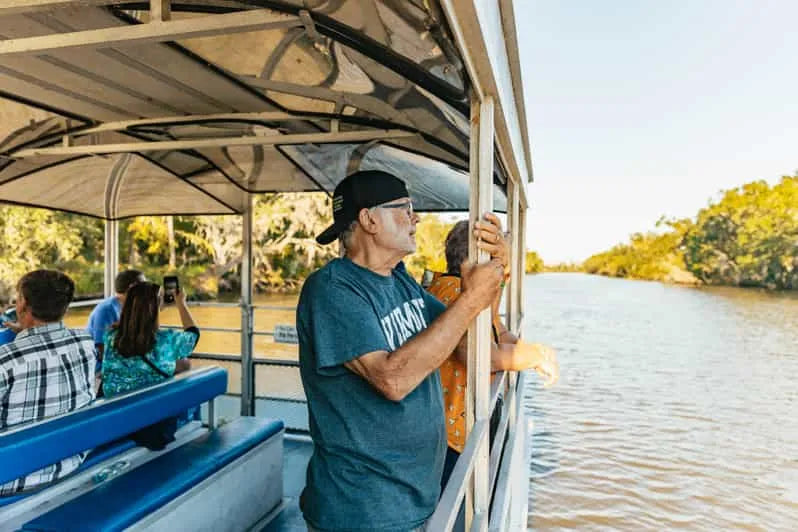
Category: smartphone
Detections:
[
  {"x1": 0, "y1": 308, "x2": 16, "y2": 326},
  {"x1": 163, "y1": 276, "x2": 179, "y2": 304}
]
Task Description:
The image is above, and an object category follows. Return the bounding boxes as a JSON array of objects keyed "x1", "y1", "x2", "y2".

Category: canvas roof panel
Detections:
[{"x1": 0, "y1": 1, "x2": 511, "y2": 218}]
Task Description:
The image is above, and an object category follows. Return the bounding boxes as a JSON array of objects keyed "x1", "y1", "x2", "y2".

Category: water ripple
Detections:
[{"x1": 523, "y1": 274, "x2": 798, "y2": 531}]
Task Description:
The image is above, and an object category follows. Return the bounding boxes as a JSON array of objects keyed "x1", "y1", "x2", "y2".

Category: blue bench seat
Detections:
[
  {"x1": 0, "y1": 439, "x2": 138, "y2": 508},
  {"x1": 0, "y1": 367, "x2": 226, "y2": 487},
  {"x1": 22, "y1": 416, "x2": 284, "y2": 531}
]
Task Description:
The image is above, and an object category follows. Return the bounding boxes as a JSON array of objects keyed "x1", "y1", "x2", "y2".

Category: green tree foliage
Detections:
[
  {"x1": 405, "y1": 215, "x2": 455, "y2": 279},
  {"x1": 683, "y1": 176, "x2": 797, "y2": 289},
  {"x1": 584, "y1": 175, "x2": 797, "y2": 289},
  {"x1": 583, "y1": 219, "x2": 694, "y2": 283},
  {"x1": 543, "y1": 262, "x2": 583, "y2": 273},
  {"x1": 0, "y1": 207, "x2": 88, "y2": 300},
  {"x1": 251, "y1": 193, "x2": 337, "y2": 291},
  {"x1": 525, "y1": 251, "x2": 544, "y2": 273}
]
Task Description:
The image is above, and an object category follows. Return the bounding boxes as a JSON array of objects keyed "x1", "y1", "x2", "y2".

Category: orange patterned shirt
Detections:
[{"x1": 427, "y1": 274, "x2": 501, "y2": 453}]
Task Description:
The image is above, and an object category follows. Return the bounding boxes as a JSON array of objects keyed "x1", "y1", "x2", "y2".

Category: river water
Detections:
[{"x1": 523, "y1": 273, "x2": 798, "y2": 531}]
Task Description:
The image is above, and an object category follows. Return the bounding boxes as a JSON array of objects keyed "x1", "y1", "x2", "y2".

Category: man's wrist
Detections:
[{"x1": 455, "y1": 289, "x2": 486, "y2": 320}]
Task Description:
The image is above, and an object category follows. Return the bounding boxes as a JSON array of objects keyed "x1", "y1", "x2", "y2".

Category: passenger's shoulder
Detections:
[
  {"x1": 393, "y1": 262, "x2": 424, "y2": 289},
  {"x1": 301, "y1": 260, "x2": 348, "y2": 292},
  {"x1": 66, "y1": 327, "x2": 93, "y2": 341},
  {"x1": 155, "y1": 328, "x2": 177, "y2": 341},
  {"x1": 0, "y1": 341, "x2": 14, "y2": 361}
]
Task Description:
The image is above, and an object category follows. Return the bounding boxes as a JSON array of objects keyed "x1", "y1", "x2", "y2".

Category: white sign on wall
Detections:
[{"x1": 273, "y1": 324, "x2": 298, "y2": 344}]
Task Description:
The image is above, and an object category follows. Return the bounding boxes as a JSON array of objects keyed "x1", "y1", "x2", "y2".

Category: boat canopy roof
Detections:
[{"x1": 0, "y1": 1, "x2": 530, "y2": 219}]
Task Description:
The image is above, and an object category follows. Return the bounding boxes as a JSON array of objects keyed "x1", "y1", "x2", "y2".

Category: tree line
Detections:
[
  {"x1": 582, "y1": 175, "x2": 797, "y2": 290},
  {"x1": 0, "y1": 195, "x2": 478, "y2": 303},
  {"x1": 4, "y1": 175, "x2": 791, "y2": 303},
  {"x1": 0, "y1": 193, "x2": 337, "y2": 302}
]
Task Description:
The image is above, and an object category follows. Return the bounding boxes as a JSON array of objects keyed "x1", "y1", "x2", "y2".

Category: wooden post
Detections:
[
  {"x1": 506, "y1": 179, "x2": 521, "y2": 334},
  {"x1": 103, "y1": 220, "x2": 118, "y2": 298},
  {"x1": 466, "y1": 95, "x2": 494, "y2": 532},
  {"x1": 150, "y1": 0, "x2": 171, "y2": 22}
]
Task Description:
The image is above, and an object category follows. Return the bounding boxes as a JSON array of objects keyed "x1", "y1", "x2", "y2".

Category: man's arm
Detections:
[
  {"x1": 453, "y1": 337, "x2": 559, "y2": 385},
  {"x1": 345, "y1": 259, "x2": 503, "y2": 402}
]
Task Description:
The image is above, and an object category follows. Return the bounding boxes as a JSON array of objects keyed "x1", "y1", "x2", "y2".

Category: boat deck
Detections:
[{"x1": 260, "y1": 436, "x2": 314, "y2": 531}]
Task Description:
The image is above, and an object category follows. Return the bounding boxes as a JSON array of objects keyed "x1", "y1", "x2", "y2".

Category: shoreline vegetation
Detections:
[
  {"x1": 1, "y1": 176, "x2": 794, "y2": 302},
  {"x1": 525, "y1": 175, "x2": 797, "y2": 291},
  {"x1": 0, "y1": 195, "x2": 461, "y2": 303}
]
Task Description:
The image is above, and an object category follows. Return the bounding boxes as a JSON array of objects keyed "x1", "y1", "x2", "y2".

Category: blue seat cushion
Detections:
[
  {"x1": 0, "y1": 367, "x2": 227, "y2": 485},
  {"x1": 0, "y1": 439, "x2": 136, "y2": 508},
  {"x1": 22, "y1": 417, "x2": 284, "y2": 531}
]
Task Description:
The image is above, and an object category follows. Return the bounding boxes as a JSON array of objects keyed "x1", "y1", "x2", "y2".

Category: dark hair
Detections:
[
  {"x1": 115, "y1": 269, "x2": 144, "y2": 294},
  {"x1": 18, "y1": 270, "x2": 75, "y2": 322},
  {"x1": 445, "y1": 220, "x2": 470, "y2": 275},
  {"x1": 113, "y1": 282, "x2": 160, "y2": 358}
]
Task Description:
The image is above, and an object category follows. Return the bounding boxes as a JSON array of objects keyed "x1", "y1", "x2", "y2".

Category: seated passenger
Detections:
[
  {"x1": 87, "y1": 270, "x2": 144, "y2": 384},
  {"x1": 101, "y1": 281, "x2": 198, "y2": 398},
  {"x1": 427, "y1": 218, "x2": 559, "y2": 489},
  {"x1": 101, "y1": 281, "x2": 198, "y2": 449},
  {"x1": 0, "y1": 270, "x2": 96, "y2": 496}
]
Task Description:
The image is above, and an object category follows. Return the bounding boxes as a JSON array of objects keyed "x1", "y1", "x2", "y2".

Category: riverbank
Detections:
[
  {"x1": 572, "y1": 176, "x2": 797, "y2": 291},
  {"x1": 539, "y1": 268, "x2": 798, "y2": 292}
]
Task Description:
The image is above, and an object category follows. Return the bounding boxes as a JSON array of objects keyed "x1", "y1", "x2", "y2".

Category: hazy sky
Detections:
[{"x1": 517, "y1": 1, "x2": 797, "y2": 263}]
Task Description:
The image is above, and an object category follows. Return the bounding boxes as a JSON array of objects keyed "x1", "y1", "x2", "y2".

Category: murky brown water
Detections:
[
  {"x1": 64, "y1": 275, "x2": 798, "y2": 530},
  {"x1": 523, "y1": 273, "x2": 798, "y2": 531},
  {"x1": 64, "y1": 294, "x2": 302, "y2": 399}
]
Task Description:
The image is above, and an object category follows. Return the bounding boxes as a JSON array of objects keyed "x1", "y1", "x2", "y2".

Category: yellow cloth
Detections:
[{"x1": 427, "y1": 274, "x2": 502, "y2": 453}]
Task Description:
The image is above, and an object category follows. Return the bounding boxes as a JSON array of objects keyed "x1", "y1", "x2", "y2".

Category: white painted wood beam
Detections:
[
  {"x1": 150, "y1": 0, "x2": 170, "y2": 23},
  {"x1": 438, "y1": 0, "x2": 533, "y2": 198},
  {"x1": 0, "y1": 9, "x2": 300, "y2": 57},
  {"x1": 465, "y1": 95, "x2": 494, "y2": 532},
  {"x1": 0, "y1": 0, "x2": 119, "y2": 15},
  {"x1": 79, "y1": 112, "x2": 323, "y2": 134},
  {"x1": 12, "y1": 129, "x2": 417, "y2": 157}
]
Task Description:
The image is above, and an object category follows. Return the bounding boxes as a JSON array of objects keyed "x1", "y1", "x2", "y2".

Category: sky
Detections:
[{"x1": 515, "y1": 1, "x2": 797, "y2": 263}]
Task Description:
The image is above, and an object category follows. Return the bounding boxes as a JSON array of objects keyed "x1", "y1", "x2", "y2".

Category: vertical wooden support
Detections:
[
  {"x1": 466, "y1": 95, "x2": 494, "y2": 532},
  {"x1": 103, "y1": 219, "x2": 118, "y2": 298},
  {"x1": 150, "y1": 0, "x2": 171, "y2": 22},
  {"x1": 240, "y1": 193, "x2": 255, "y2": 416},
  {"x1": 517, "y1": 205, "x2": 527, "y2": 332},
  {"x1": 505, "y1": 180, "x2": 521, "y2": 334}
]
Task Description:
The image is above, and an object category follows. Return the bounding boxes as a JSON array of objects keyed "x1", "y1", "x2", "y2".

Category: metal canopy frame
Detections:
[{"x1": 0, "y1": 0, "x2": 515, "y2": 219}]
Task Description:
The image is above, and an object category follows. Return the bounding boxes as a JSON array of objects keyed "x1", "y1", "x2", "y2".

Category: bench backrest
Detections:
[{"x1": 0, "y1": 366, "x2": 227, "y2": 484}]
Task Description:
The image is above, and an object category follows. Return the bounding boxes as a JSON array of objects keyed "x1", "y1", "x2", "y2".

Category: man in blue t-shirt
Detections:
[
  {"x1": 298, "y1": 170, "x2": 507, "y2": 531},
  {"x1": 87, "y1": 269, "x2": 144, "y2": 358}
]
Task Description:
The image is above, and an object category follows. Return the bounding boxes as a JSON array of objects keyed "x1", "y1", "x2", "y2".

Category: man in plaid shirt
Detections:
[{"x1": 0, "y1": 270, "x2": 96, "y2": 496}]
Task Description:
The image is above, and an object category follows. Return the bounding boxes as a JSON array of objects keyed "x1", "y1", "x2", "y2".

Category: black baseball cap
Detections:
[{"x1": 316, "y1": 170, "x2": 409, "y2": 245}]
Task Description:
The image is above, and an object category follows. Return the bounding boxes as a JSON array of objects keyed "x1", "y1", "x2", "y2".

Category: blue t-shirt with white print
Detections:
[{"x1": 297, "y1": 258, "x2": 447, "y2": 532}]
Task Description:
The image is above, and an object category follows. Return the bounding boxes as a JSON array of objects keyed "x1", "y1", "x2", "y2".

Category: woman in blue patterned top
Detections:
[{"x1": 102, "y1": 281, "x2": 199, "y2": 398}]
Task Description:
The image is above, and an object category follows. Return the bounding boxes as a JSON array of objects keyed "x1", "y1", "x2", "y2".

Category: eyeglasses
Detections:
[{"x1": 377, "y1": 200, "x2": 414, "y2": 217}]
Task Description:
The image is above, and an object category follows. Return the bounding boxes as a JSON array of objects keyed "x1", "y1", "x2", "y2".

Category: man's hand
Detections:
[
  {"x1": 522, "y1": 342, "x2": 559, "y2": 387},
  {"x1": 473, "y1": 213, "x2": 509, "y2": 273},
  {"x1": 460, "y1": 259, "x2": 504, "y2": 312},
  {"x1": 4, "y1": 321, "x2": 22, "y2": 334}
]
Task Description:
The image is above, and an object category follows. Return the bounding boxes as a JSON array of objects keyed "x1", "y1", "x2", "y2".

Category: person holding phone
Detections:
[
  {"x1": 163, "y1": 275, "x2": 179, "y2": 304},
  {"x1": 101, "y1": 281, "x2": 198, "y2": 397}
]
